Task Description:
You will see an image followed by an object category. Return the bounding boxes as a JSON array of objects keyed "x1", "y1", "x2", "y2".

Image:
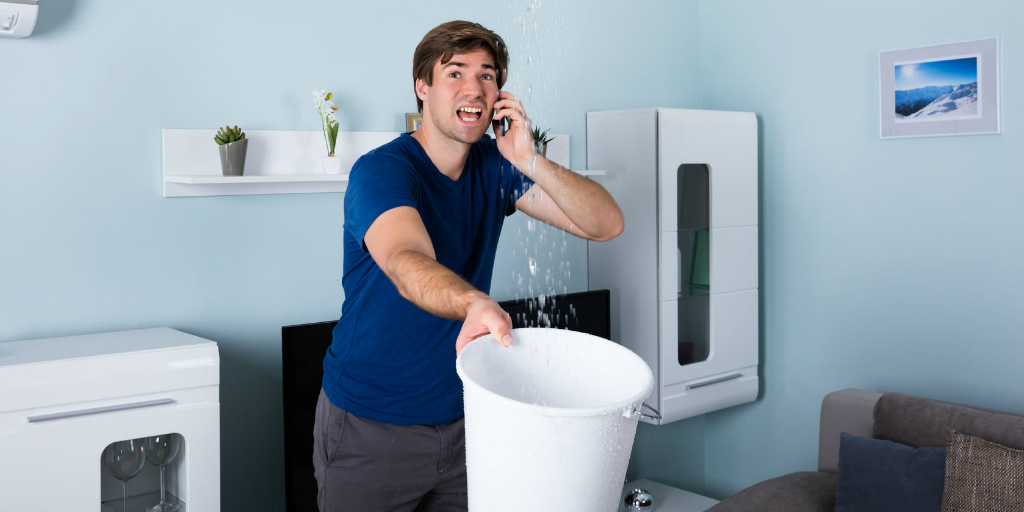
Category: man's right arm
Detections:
[{"x1": 363, "y1": 206, "x2": 513, "y2": 354}]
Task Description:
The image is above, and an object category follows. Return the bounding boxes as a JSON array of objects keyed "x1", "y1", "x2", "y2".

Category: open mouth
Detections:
[{"x1": 456, "y1": 106, "x2": 484, "y2": 124}]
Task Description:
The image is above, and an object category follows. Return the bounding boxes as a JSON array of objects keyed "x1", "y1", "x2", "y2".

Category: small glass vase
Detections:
[{"x1": 322, "y1": 156, "x2": 343, "y2": 175}]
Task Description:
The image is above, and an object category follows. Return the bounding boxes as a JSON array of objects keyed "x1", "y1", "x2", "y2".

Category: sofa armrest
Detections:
[
  {"x1": 817, "y1": 388, "x2": 883, "y2": 473},
  {"x1": 706, "y1": 472, "x2": 837, "y2": 512}
]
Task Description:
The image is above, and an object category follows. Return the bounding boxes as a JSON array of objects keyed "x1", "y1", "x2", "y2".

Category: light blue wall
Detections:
[
  {"x1": 15, "y1": 0, "x2": 1011, "y2": 506},
  {"x1": 696, "y1": 0, "x2": 1024, "y2": 500},
  {"x1": 0, "y1": 1, "x2": 700, "y2": 510}
]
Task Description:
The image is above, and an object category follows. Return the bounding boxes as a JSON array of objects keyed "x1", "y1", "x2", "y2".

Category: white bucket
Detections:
[{"x1": 455, "y1": 327, "x2": 656, "y2": 512}]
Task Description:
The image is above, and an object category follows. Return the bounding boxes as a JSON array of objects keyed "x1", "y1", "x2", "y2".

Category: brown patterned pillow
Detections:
[{"x1": 941, "y1": 428, "x2": 1024, "y2": 512}]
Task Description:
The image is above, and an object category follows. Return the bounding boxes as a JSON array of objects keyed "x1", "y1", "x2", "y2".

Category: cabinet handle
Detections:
[
  {"x1": 26, "y1": 398, "x2": 175, "y2": 423},
  {"x1": 686, "y1": 373, "x2": 743, "y2": 390}
]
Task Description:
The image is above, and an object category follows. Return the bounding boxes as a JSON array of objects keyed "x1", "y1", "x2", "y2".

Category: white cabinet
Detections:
[
  {"x1": 0, "y1": 328, "x2": 220, "y2": 511},
  {"x1": 587, "y1": 108, "x2": 759, "y2": 425}
]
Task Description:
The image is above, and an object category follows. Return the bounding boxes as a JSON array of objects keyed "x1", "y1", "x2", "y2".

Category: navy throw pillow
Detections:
[{"x1": 834, "y1": 432, "x2": 946, "y2": 512}]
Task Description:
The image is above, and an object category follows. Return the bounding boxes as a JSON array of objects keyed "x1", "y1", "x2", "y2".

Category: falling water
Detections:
[{"x1": 499, "y1": 0, "x2": 576, "y2": 330}]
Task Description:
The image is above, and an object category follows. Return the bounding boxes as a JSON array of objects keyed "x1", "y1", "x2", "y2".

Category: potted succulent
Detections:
[
  {"x1": 313, "y1": 90, "x2": 342, "y2": 174},
  {"x1": 531, "y1": 126, "x2": 554, "y2": 158},
  {"x1": 214, "y1": 125, "x2": 247, "y2": 176}
]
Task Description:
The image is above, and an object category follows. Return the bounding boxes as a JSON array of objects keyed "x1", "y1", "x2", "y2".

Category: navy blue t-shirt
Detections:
[{"x1": 323, "y1": 133, "x2": 534, "y2": 426}]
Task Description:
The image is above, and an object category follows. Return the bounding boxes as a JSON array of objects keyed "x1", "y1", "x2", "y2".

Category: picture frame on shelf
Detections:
[
  {"x1": 879, "y1": 37, "x2": 1000, "y2": 139},
  {"x1": 406, "y1": 113, "x2": 423, "y2": 133}
]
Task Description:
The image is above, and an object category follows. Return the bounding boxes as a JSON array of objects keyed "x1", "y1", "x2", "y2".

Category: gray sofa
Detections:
[{"x1": 707, "y1": 388, "x2": 1024, "y2": 511}]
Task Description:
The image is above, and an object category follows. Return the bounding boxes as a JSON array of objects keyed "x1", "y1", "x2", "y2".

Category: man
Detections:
[{"x1": 312, "y1": 20, "x2": 624, "y2": 512}]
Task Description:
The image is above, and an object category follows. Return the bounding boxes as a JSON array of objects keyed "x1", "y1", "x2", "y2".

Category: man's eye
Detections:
[
  {"x1": 481, "y1": 75, "x2": 494, "y2": 81},
  {"x1": 449, "y1": 72, "x2": 461, "y2": 78}
]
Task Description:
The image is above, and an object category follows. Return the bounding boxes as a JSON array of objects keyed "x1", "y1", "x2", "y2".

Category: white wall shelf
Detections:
[
  {"x1": 162, "y1": 129, "x2": 397, "y2": 197},
  {"x1": 162, "y1": 129, "x2": 572, "y2": 198},
  {"x1": 165, "y1": 174, "x2": 349, "y2": 185}
]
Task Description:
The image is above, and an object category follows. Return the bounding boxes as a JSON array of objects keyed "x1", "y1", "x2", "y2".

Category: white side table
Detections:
[{"x1": 620, "y1": 478, "x2": 719, "y2": 512}]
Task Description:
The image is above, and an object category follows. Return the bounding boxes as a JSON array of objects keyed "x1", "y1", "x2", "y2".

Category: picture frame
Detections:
[
  {"x1": 879, "y1": 37, "x2": 999, "y2": 139},
  {"x1": 406, "y1": 113, "x2": 423, "y2": 133}
]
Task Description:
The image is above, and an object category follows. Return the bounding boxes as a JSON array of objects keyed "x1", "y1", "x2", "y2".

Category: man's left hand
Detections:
[{"x1": 492, "y1": 91, "x2": 537, "y2": 170}]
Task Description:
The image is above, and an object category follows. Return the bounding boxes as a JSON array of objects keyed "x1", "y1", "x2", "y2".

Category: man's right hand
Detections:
[
  {"x1": 363, "y1": 207, "x2": 514, "y2": 355},
  {"x1": 455, "y1": 294, "x2": 513, "y2": 355}
]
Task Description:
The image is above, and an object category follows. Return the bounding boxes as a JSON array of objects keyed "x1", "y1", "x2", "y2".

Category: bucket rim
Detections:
[{"x1": 455, "y1": 328, "x2": 654, "y2": 418}]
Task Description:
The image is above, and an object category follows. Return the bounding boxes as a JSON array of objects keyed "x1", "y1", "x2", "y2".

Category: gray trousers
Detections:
[{"x1": 312, "y1": 388, "x2": 468, "y2": 512}]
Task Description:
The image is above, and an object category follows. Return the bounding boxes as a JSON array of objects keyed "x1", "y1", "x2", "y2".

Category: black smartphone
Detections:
[{"x1": 492, "y1": 114, "x2": 511, "y2": 136}]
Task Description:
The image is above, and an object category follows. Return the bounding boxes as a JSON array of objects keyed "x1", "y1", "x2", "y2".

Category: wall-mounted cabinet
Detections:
[{"x1": 586, "y1": 108, "x2": 759, "y2": 425}]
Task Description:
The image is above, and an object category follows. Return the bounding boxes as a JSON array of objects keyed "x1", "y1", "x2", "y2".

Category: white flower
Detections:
[{"x1": 327, "y1": 111, "x2": 336, "y2": 122}]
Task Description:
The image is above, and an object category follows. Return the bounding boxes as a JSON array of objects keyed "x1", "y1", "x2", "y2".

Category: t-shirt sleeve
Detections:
[
  {"x1": 344, "y1": 152, "x2": 419, "y2": 253},
  {"x1": 504, "y1": 157, "x2": 536, "y2": 217}
]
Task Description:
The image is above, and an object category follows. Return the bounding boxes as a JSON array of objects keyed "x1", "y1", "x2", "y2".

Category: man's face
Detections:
[{"x1": 417, "y1": 48, "x2": 500, "y2": 145}]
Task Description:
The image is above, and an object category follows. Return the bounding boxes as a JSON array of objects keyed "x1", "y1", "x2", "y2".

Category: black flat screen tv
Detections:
[{"x1": 281, "y1": 289, "x2": 610, "y2": 512}]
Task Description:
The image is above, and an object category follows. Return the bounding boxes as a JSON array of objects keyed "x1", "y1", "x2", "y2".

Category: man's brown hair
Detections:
[{"x1": 412, "y1": 21, "x2": 509, "y2": 113}]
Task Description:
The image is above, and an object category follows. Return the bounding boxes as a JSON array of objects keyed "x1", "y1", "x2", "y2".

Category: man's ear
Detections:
[{"x1": 415, "y1": 78, "x2": 428, "y2": 103}]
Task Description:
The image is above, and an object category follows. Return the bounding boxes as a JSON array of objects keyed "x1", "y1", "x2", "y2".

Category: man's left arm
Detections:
[
  {"x1": 493, "y1": 91, "x2": 624, "y2": 242},
  {"x1": 513, "y1": 156, "x2": 624, "y2": 242}
]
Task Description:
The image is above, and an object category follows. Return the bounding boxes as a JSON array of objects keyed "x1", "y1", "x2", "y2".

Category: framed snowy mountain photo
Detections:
[{"x1": 880, "y1": 37, "x2": 1000, "y2": 138}]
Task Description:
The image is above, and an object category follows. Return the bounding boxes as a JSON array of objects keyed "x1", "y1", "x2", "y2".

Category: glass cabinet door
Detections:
[{"x1": 676, "y1": 164, "x2": 710, "y2": 365}]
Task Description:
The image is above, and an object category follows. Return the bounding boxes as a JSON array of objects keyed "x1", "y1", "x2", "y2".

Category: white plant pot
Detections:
[{"x1": 322, "y1": 156, "x2": 343, "y2": 175}]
